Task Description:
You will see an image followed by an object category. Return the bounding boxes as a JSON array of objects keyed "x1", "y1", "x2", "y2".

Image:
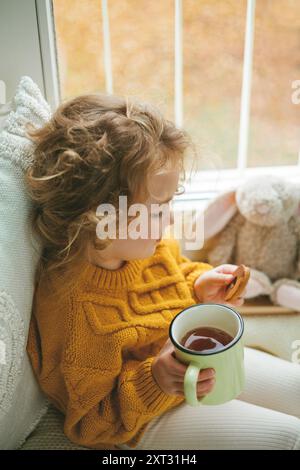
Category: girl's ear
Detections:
[{"x1": 203, "y1": 190, "x2": 237, "y2": 240}]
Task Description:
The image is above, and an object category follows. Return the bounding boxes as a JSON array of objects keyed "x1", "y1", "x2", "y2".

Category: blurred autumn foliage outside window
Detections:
[{"x1": 52, "y1": 0, "x2": 300, "y2": 171}]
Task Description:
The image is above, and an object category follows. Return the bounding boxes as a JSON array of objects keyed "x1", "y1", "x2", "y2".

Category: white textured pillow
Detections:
[{"x1": 0, "y1": 76, "x2": 52, "y2": 449}]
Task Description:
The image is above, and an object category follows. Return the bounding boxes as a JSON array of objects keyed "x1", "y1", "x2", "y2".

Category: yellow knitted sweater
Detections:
[{"x1": 26, "y1": 238, "x2": 213, "y2": 450}]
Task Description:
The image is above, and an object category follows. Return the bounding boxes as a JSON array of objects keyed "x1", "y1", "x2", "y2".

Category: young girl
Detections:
[{"x1": 25, "y1": 94, "x2": 300, "y2": 450}]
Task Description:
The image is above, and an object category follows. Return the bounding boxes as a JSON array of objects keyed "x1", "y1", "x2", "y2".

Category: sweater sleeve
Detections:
[
  {"x1": 164, "y1": 237, "x2": 214, "y2": 301},
  {"x1": 61, "y1": 341, "x2": 184, "y2": 449}
]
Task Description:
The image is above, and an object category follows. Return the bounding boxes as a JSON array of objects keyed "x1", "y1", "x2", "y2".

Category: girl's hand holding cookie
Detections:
[{"x1": 194, "y1": 264, "x2": 248, "y2": 307}]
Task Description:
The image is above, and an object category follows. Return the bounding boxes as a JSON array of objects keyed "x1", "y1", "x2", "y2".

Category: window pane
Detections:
[
  {"x1": 108, "y1": 0, "x2": 174, "y2": 117},
  {"x1": 52, "y1": 0, "x2": 105, "y2": 98},
  {"x1": 52, "y1": 0, "x2": 299, "y2": 172},
  {"x1": 183, "y1": 0, "x2": 246, "y2": 171},
  {"x1": 248, "y1": 0, "x2": 300, "y2": 167},
  {"x1": 52, "y1": 0, "x2": 174, "y2": 117}
]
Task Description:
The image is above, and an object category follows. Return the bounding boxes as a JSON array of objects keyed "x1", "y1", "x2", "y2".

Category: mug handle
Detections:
[{"x1": 184, "y1": 362, "x2": 205, "y2": 407}]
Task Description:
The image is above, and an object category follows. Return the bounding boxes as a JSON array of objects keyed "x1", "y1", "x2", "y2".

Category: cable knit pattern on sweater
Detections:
[{"x1": 26, "y1": 238, "x2": 213, "y2": 450}]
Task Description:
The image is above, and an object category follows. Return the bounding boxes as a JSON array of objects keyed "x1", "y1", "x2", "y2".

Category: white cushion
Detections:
[{"x1": 0, "y1": 76, "x2": 52, "y2": 449}]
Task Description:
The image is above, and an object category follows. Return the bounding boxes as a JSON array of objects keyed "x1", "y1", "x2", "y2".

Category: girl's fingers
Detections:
[
  {"x1": 209, "y1": 272, "x2": 234, "y2": 285},
  {"x1": 169, "y1": 352, "x2": 190, "y2": 376},
  {"x1": 174, "y1": 378, "x2": 215, "y2": 395},
  {"x1": 197, "y1": 378, "x2": 215, "y2": 393},
  {"x1": 173, "y1": 368, "x2": 215, "y2": 383},
  {"x1": 199, "y1": 368, "x2": 215, "y2": 381},
  {"x1": 214, "y1": 264, "x2": 240, "y2": 274},
  {"x1": 170, "y1": 352, "x2": 216, "y2": 379}
]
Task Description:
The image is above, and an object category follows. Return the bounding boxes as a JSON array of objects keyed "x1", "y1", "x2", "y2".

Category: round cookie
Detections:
[{"x1": 224, "y1": 265, "x2": 250, "y2": 301}]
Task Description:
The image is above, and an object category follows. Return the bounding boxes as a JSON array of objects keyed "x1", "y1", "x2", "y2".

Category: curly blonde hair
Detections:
[{"x1": 24, "y1": 93, "x2": 192, "y2": 283}]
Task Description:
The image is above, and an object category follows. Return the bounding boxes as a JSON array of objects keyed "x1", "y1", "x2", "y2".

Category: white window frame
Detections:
[{"x1": 35, "y1": 0, "x2": 60, "y2": 110}]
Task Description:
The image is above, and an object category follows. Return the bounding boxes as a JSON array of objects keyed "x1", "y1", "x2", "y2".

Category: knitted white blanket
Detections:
[{"x1": 0, "y1": 76, "x2": 51, "y2": 449}]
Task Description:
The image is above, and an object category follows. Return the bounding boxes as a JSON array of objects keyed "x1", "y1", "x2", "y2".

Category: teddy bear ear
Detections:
[{"x1": 203, "y1": 190, "x2": 237, "y2": 240}]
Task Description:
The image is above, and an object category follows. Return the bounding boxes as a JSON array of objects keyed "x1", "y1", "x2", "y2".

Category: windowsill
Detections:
[{"x1": 173, "y1": 165, "x2": 300, "y2": 210}]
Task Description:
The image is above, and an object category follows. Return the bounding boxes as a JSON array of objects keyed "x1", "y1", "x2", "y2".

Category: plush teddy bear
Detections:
[{"x1": 202, "y1": 175, "x2": 300, "y2": 310}]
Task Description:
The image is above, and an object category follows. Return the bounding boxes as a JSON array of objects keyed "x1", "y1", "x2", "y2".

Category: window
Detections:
[
  {"x1": 52, "y1": 0, "x2": 300, "y2": 199},
  {"x1": 2, "y1": 0, "x2": 299, "y2": 202}
]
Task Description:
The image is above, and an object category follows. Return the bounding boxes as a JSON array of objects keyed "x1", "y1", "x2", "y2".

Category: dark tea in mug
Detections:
[{"x1": 180, "y1": 326, "x2": 234, "y2": 353}]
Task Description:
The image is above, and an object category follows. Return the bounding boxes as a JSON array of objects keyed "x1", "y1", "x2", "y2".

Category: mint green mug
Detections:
[{"x1": 169, "y1": 303, "x2": 245, "y2": 406}]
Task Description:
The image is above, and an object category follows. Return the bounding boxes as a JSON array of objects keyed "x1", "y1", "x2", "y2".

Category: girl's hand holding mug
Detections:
[
  {"x1": 151, "y1": 266, "x2": 248, "y2": 405},
  {"x1": 151, "y1": 338, "x2": 216, "y2": 399}
]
